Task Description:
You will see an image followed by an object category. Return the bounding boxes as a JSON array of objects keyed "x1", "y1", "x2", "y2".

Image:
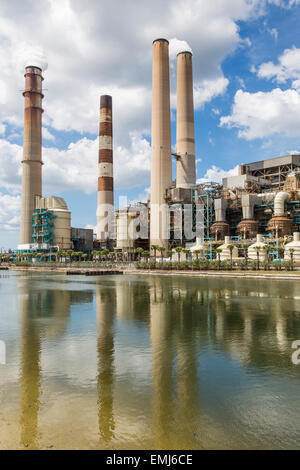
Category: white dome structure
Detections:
[
  {"x1": 190, "y1": 238, "x2": 204, "y2": 259},
  {"x1": 284, "y1": 233, "x2": 300, "y2": 262},
  {"x1": 219, "y1": 236, "x2": 238, "y2": 261},
  {"x1": 248, "y1": 234, "x2": 267, "y2": 261}
]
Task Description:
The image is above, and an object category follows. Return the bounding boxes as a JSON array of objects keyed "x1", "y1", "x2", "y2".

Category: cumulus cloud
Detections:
[
  {"x1": 194, "y1": 77, "x2": 229, "y2": 108},
  {"x1": 0, "y1": 139, "x2": 23, "y2": 193},
  {"x1": 0, "y1": 123, "x2": 6, "y2": 135},
  {"x1": 43, "y1": 127, "x2": 55, "y2": 142},
  {"x1": 44, "y1": 132, "x2": 150, "y2": 194},
  {"x1": 220, "y1": 88, "x2": 300, "y2": 139},
  {"x1": 0, "y1": 0, "x2": 274, "y2": 140},
  {"x1": 0, "y1": 132, "x2": 151, "y2": 198},
  {"x1": 258, "y1": 46, "x2": 300, "y2": 90},
  {"x1": 266, "y1": 0, "x2": 300, "y2": 7},
  {"x1": 0, "y1": 193, "x2": 21, "y2": 231},
  {"x1": 197, "y1": 165, "x2": 239, "y2": 184}
]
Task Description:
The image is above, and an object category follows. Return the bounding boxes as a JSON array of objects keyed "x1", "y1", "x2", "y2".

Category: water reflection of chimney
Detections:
[
  {"x1": 19, "y1": 284, "x2": 42, "y2": 449},
  {"x1": 150, "y1": 282, "x2": 175, "y2": 449},
  {"x1": 176, "y1": 303, "x2": 199, "y2": 449},
  {"x1": 96, "y1": 286, "x2": 116, "y2": 442}
]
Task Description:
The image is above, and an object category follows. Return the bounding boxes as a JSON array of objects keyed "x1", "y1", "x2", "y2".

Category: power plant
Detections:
[
  {"x1": 114, "y1": 38, "x2": 300, "y2": 263},
  {"x1": 16, "y1": 39, "x2": 300, "y2": 263}
]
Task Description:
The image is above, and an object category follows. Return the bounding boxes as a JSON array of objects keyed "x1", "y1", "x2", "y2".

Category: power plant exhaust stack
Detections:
[
  {"x1": 96, "y1": 95, "x2": 114, "y2": 243},
  {"x1": 176, "y1": 51, "x2": 196, "y2": 189},
  {"x1": 19, "y1": 66, "x2": 44, "y2": 246},
  {"x1": 150, "y1": 39, "x2": 172, "y2": 251}
]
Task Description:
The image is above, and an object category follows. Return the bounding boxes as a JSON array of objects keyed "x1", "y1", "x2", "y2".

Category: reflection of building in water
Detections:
[
  {"x1": 96, "y1": 285, "x2": 116, "y2": 442},
  {"x1": 149, "y1": 280, "x2": 175, "y2": 449},
  {"x1": 18, "y1": 278, "x2": 93, "y2": 449},
  {"x1": 115, "y1": 279, "x2": 150, "y2": 323},
  {"x1": 192, "y1": 278, "x2": 300, "y2": 371},
  {"x1": 147, "y1": 277, "x2": 300, "y2": 377}
]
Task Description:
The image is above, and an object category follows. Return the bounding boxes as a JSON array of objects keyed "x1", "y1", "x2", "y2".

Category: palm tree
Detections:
[
  {"x1": 151, "y1": 245, "x2": 159, "y2": 263},
  {"x1": 142, "y1": 251, "x2": 150, "y2": 265},
  {"x1": 263, "y1": 245, "x2": 271, "y2": 271},
  {"x1": 167, "y1": 250, "x2": 173, "y2": 261},
  {"x1": 289, "y1": 248, "x2": 295, "y2": 271},
  {"x1": 35, "y1": 253, "x2": 41, "y2": 263},
  {"x1": 227, "y1": 245, "x2": 235, "y2": 270},
  {"x1": 216, "y1": 248, "x2": 222, "y2": 270},
  {"x1": 277, "y1": 247, "x2": 284, "y2": 271},
  {"x1": 255, "y1": 246, "x2": 261, "y2": 271},
  {"x1": 193, "y1": 249, "x2": 201, "y2": 261},
  {"x1": 67, "y1": 250, "x2": 73, "y2": 264},
  {"x1": 158, "y1": 246, "x2": 165, "y2": 262},
  {"x1": 136, "y1": 247, "x2": 144, "y2": 261},
  {"x1": 175, "y1": 246, "x2": 183, "y2": 263},
  {"x1": 241, "y1": 243, "x2": 250, "y2": 269},
  {"x1": 183, "y1": 249, "x2": 191, "y2": 262}
]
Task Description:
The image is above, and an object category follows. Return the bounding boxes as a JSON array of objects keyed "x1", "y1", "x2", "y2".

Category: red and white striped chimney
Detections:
[{"x1": 96, "y1": 95, "x2": 114, "y2": 241}]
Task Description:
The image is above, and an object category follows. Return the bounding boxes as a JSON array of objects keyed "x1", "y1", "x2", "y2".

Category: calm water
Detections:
[{"x1": 0, "y1": 271, "x2": 300, "y2": 450}]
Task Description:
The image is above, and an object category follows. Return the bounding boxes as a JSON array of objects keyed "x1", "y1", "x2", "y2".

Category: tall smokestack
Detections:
[
  {"x1": 96, "y1": 95, "x2": 114, "y2": 241},
  {"x1": 150, "y1": 39, "x2": 172, "y2": 251},
  {"x1": 20, "y1": 66, "x2": 44, "y2": 245},
  {"x1": 176, "y1": 51, "x2": 196, "y2": 188}
]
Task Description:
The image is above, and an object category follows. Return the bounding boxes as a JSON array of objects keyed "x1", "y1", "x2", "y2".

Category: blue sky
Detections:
[{"x1": 0, "y1": 0, "x2": 300, "y2": 249}]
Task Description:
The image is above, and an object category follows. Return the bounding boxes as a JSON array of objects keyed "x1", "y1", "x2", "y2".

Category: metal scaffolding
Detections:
[
  {"x1": 32, "y1": 209, "x2": 56, "y2": 246},
  {"x1": 191, "y1": 183, "x2": 222, "y2": 239}
]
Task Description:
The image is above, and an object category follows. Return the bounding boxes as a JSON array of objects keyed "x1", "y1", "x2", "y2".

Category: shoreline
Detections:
[{"x1": 4, "y1": 265, "x2": 300, "y2": 280}]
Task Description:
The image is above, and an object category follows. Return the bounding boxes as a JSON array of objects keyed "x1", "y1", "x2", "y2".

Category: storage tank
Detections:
[
  {"x1": 219, "y1": 236, "x2": 238, "y2": 261},
  {"x1": 115, "y1": 209, "x2": 135, "y2": 251},
  {"x1": 248, "y1": 234, "x2": 267, "y2": 261},
  {"x1": 284, "y1": 232, "x2": 300, "y2": 262},
  {"x1": 35, "y1": 196, "x2": 72, "y2": 250}
]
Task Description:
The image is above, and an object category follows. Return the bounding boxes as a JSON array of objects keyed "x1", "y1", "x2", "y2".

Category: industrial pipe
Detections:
[
  {"x1": 214, "y1": 199, "x2": 227, "y2": 222},
  {"x1": 274, "y1": 192, "x2": 289, "y2": 217},
  {"x1": 241, "y1": 194, "x2": 259, "y2": 220}
]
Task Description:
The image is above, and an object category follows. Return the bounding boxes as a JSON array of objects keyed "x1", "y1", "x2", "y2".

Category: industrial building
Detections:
[
  {"x1": 115, "y1": 39, "x2": 300, "y2": 262},
  {"x1": 16, "y1": 41, "x2": 300, "y2": 263}
]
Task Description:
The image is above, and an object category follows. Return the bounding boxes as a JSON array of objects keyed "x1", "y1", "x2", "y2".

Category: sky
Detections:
[{"x1": 0, "y1": 0, "x2": 300, "y2": 249}]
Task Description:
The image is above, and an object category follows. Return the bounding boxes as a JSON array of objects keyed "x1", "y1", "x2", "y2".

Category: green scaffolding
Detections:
[{"x1": 32, "y1": 209, "x2": 56, "y2": 246}]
